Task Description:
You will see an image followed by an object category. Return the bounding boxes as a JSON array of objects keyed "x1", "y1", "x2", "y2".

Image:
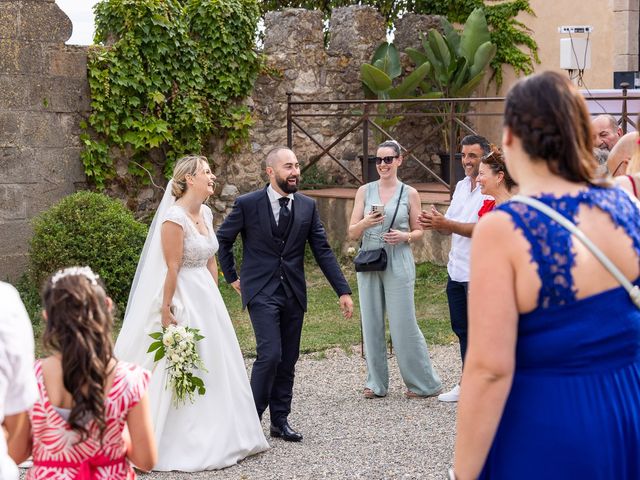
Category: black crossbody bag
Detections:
[{"x1": 353, "y1": 184, "x2": 404, "y2": 272}]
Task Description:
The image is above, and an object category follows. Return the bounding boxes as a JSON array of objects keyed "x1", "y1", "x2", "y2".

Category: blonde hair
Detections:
[{"x1": 171, "y1": 155, "x2": 209, "y2": 198}]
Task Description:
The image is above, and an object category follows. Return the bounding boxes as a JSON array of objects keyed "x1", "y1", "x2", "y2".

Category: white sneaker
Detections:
[{"x1": 438, "y1": 384, "x2": 460, "y2": 402}]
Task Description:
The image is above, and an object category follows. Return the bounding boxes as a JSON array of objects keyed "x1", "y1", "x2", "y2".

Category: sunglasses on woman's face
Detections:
[{"x1": 374, "y1": 155, "x2": 398, "y2": 165}]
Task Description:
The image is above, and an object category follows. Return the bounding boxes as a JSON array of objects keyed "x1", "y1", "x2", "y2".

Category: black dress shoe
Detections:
[{"x1": 270, "y1": 422, "x2": 303, "y2": 442}]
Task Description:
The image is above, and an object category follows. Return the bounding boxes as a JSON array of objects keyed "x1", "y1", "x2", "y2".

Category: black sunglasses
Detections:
[{"x1": 374, "y1": 155, "x2": 399, "y2": 165}]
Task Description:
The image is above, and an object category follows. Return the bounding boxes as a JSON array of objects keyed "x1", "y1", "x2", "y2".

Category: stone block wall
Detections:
[
  {"x1": 614, "y1": 0, "x2": 639, "y2": 71},
  {"x1": 224, "y1": 6, "x2": 387, "y2": 197},
  {"x1": 0, "y1": 0, "x2": 90, "y2": 279},
  {"x1": 221, "y1": 7, "x2": 444, "y2": 199}
]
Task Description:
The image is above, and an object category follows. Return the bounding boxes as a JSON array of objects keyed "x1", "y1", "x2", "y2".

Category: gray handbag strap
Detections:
[{"x1": 511, "y1": 194, "x2": 640, "y2": 309}]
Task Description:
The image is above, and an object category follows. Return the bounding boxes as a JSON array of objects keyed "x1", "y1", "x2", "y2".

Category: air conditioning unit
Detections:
[{"x1": 560, "y1": 38, "x2": 591, "y2": 70}]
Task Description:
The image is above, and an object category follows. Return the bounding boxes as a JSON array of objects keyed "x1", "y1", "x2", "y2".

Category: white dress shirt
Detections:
[
  {"x1": 267, "y1": 185, "x2": 295, "y2": 225},
  {"x1": 445, "y1": 176, "x2": 490, "y2": 282},
  {"x1": 0, "y1": 282, "x2": 38, "y2": 480}
]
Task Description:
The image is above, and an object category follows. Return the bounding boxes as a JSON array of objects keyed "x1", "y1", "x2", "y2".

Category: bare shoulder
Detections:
[
  {"x1": 473, "y1": 209, "x2": 534, "y2": 274},
  {"x1": 40, "y1": 356, "x2": 63, "y2": 389},
  {"x1": 353, "y1": 184, "x2": 368, "y2": 200},
  {"x1": 473, "y1": 210, "x2": 519, "y2": 247},
  {"x1": 614, "y1": 175, "x2": 634, "y2": 194},
  {"x1": 40, "y1": 355, "x2": 59, "y2": 372},
  {"x1": 405, "y1": 185, "x2": 420, "y2": 198}
]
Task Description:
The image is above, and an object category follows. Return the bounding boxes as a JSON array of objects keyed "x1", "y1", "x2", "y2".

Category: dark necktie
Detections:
[{"x1": 277, "y1": 197, "x2": 291, "y2": 237}]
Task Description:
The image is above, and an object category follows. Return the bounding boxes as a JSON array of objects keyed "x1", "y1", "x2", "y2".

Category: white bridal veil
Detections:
[{"x1": 114, "y1": 180, "x2": 176, "y2": 368}]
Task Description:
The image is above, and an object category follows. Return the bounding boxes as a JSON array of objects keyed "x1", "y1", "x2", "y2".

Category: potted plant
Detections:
[
  {"x1": 358, "y1": 42, "x2": 434, "y2": 180},
  {"x1": 358, "y1": 9, "x2": 496, "y2": 184},
  {"x1": 360, "y1": 42, "x2": 434, "y2": 131},
  {"x1": 406, "y1": 8, "x2": 497, "y2": 182}
]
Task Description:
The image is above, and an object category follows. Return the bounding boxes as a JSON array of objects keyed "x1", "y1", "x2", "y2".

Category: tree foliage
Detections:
[
  {"x1": 259, "y1": 0, "x2": 409, "y2": 29},
  {"x1": 82, "y1": 0, "x2": 261, "y2": 189}
]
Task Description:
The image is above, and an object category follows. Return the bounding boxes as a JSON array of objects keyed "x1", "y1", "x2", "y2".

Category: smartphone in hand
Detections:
[{"x1": 370, "y1": 204, "x2": 384, "y2": 217}]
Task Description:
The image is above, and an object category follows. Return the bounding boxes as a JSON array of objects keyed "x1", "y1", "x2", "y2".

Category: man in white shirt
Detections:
[
  {"x1": 0, "y1": 282, "x2": 38, "y2": 479},
  {"x1": 419, "y1": 135, "x2": 491, "y2": 402}
]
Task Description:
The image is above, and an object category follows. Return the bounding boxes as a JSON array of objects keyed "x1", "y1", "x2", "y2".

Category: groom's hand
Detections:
[
  {"x1": 231, "y1": 279, "x2": 241, "y2": 295},
  {"x1": 339, "y1": 294, "x2": 354, "y2": 319}
]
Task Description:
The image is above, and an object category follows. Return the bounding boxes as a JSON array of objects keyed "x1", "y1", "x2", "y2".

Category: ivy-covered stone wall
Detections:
[{"x1": 0, "y1": 3, "x2": 442, "y2": 279}]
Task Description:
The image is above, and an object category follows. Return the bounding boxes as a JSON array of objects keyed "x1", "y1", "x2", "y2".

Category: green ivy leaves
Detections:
[{"x1": 82, "y1": 0, "x2": 261, "y2": 189}]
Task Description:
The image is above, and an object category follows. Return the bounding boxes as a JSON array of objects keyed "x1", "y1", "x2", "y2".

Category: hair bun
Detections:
[{"x1": 171, "y1": 179, "x2": 186, "y2": 198}]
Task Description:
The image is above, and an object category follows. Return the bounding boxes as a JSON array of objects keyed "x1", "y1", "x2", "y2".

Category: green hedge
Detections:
[{"x1": 28, "y1": 192, "x2": 147, "y2": 314}]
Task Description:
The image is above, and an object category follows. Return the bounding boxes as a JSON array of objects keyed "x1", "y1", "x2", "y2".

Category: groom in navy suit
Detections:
[{"x1": 217, "y1": 147, "x2": 353, "y2": 441}]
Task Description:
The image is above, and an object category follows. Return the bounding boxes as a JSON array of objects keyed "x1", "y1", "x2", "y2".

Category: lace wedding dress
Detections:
[{"x1": 115, "y1": 201, "x2": 268, "y2": 471}]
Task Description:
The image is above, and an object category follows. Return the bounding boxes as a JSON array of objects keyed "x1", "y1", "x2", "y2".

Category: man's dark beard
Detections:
[{"x1": 277, "y1": 175, "x2": 299, "y2": 194}]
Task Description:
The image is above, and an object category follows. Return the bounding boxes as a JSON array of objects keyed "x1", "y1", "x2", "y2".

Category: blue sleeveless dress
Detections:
[{"x1": 479, "y1": 186, "x2": 640, "y2": 479}]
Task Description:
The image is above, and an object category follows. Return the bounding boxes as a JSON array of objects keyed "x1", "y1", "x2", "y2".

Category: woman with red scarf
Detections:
[{"x1": 476, "y1": 146, "x2": 517, "y2": 218}]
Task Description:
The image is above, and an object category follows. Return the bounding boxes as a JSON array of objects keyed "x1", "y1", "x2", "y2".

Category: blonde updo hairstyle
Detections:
[{"x1": 171, "y1": 155, "x2": 209, "y2": 199}]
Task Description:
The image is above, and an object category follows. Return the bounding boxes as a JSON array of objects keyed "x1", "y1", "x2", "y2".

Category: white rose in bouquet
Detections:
[{"x1": 148, "y1": 324, "x2": 207, "y2": 406}]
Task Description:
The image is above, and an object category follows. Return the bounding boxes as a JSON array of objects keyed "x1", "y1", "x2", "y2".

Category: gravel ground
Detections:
[
  {"x1": 21, "y1": 344, "x2": 460, "y2": 480},
  {"x1": 145, "y1": 344, "x2": 460, "y2": 480}
]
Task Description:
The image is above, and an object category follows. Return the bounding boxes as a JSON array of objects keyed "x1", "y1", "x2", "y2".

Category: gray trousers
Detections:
[{"x1": 357, "y1": 245, "x2": 442, "y2": 396}]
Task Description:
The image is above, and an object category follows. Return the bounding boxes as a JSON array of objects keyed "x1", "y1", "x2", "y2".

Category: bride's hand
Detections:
[{"x1": 161, "y1": 306, "x2": 177, "y2": 328}]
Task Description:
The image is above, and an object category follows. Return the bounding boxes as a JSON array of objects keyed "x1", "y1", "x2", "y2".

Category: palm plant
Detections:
[
  {"x1": 406, "y1": 7, "x2": 497, "y2": 151},
  {"x1": 360, "y1": 42, "x2": 433, "y2": 140}
]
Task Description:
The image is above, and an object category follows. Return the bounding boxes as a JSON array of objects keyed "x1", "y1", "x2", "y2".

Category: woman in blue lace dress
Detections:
[{"x1": 450, "y1": 71, "x2": 640, "y2": 480}]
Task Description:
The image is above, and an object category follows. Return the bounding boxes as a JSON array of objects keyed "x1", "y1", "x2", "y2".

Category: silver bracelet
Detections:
[{"x1": 447, "y1": 467, "x2": 457, "y2": 480}]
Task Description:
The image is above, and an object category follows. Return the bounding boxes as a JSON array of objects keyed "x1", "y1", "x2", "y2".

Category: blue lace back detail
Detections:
[{"x1": 497, "y1": 186, "x2": 640, "y2": 309}]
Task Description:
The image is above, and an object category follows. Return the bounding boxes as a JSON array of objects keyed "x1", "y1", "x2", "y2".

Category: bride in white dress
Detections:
[{"x1": 115, "y1": 155, "x2": 268, "y2": 471}]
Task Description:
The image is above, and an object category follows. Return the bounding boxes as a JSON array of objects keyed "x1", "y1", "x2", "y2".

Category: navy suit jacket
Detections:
[{"x1": 216, "y1": 186, "x2": 351, "y2": 311}]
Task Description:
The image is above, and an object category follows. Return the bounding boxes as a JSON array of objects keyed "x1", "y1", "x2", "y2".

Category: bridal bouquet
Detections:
[{"x1": 148, "y1": 325, "x2": 207, "y2": 406}]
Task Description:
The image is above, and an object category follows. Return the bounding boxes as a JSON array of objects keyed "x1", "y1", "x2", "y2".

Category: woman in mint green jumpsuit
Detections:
[{"x1": 348, "y1": 140, "x2": 442, "y2": 398}]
